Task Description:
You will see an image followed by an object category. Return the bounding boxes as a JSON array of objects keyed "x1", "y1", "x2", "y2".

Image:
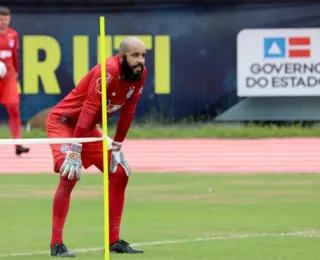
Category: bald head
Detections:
[
  {"x1": 119, "y1": 36, "x2": 145, "y2": 54},
  {"x1": 118, "y1": 36, "x2": 146, "y2": 81}
]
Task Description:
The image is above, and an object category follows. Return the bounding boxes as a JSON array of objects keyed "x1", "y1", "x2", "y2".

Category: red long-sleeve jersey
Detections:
[
  {"x1": 0, "y1": 28, "x2": 19, "y2": 80},
  {"x1": 49, "y1": 54, "x2": 147, "y2": 143}
]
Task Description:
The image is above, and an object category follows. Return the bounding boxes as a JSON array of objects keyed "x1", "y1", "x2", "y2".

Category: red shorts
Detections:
[
  {"x1": 46, "y1": 116, "x2": 106, "y2": 173},
  {"x1": 0, "y1": 79, "x2": 19, "y2": 104}
]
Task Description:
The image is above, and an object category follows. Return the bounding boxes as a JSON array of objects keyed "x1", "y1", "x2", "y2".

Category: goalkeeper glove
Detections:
[
  {"x1": 60, "y1": 143, "x2": 83, "y2": 181},
  {"x1": 109, "y1": 141, "x2": 131, "y2": 177}
]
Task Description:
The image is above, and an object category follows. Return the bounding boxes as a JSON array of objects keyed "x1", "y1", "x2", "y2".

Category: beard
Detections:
[{"x1": 121, "y1": 55, "x2": 144, "y2": 81}]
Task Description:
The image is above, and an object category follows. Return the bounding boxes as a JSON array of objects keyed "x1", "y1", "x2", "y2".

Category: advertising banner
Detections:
[
  {"x1": 0, "y1": 3, "x2": 319, "y2": 122},
  {"x1": 237, "y1": 28, "x2": 320, "y2": 97}
]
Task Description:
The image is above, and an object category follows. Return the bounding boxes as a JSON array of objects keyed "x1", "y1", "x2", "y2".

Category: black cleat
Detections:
[
  {"x1": 110, "y1": 239, "x2": 144, "y2": 254},
  {"x1": 15, "y1": 145, "x2": 30, "y2": 156},
  {"x1": 50, "y1": 243, "x2": 76, "y2": 258}
]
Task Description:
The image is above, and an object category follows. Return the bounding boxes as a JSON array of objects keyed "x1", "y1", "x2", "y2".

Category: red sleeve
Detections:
[
  {"x1": 12, "y1": 32, "x2": 19, "y2": 74},
  {"x1": 113, "y1": 73, "x2": 146, "y2": 143},
  {"x1": 73, "y1": 65, "x2": 117, "y2": 137}
]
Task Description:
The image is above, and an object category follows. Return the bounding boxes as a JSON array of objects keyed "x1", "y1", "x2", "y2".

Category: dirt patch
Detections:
[
  {"x1": 0, "y1": 201, "x2": 13, "y2": 205},
  {"x1": 0, "y1": 187, "x2": 103, "y2": 199},
  {"x1": 127, "y1": 190, "x2": 247, "y2": 204},
  {"x1": 246, "y1": 190, "x2": 318, "y2": 196},
  {"x1": 72, "y1": 189, "x2": 103, "y2": 199},
  {"x1": 128, "y1": 185, "x2": 183, "y2": 193},
  {"x1": 130, "y1": 193, "x2": 219, "y2": 202},
  {"x1": 128, "y1": 192, "x2": 274, "y2": 205},
  {"x1": 232, "y1": 180, "x2": 320, "y2": 186}
]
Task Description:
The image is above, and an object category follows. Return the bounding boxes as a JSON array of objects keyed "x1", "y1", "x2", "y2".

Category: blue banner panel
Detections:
[{"x1": 0, "y1": 3, "x2": 319, "y2": 122}]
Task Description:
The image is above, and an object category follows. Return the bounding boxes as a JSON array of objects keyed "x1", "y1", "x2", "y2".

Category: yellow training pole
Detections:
[{"x1": 99, "y1": 16, "x2": 109, "y2": 260}]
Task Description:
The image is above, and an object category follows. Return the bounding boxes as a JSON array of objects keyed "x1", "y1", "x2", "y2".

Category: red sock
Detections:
[
  {"x1": 95, "y1": 159, "x2": 129, "y2": 245},
  {"x1": 50, "y1": 159, "x2": 77, "y2": 248},
  {"x1": 109, "y1": 167, "x2": 128, "y2": 244},
  {"x1": 5, "y1": 104, "x2": 21, "y2": 148}
]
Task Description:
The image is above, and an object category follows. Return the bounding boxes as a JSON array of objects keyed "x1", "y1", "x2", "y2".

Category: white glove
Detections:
[
  {"x1": 60, "y1": 143, "x2": 83, "y2": 181},
  {"x1": 119, "y1": 150, "x2": 131, "y2": 176},
  {"x1": 109, "y1": 141, "x2": 131, "y2": 177},
  {"x1": 0, "y1": 61, "x2": 7, "y2": 79}
]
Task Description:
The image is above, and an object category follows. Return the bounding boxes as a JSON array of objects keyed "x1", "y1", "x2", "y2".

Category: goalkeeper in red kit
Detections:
[
  {"x1": 0, "y1": 6, "x2": 29, "y2": 155},
  {"x1": 46, "y1": 36, "x2": 147, "y2": 257}
]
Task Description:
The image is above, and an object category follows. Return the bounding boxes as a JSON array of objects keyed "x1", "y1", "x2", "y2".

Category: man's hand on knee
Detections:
[
  {"x1": 109, "y1": 141, "x2": 122, "y2": 174},
  {"x1": 109, "y1": 141, "x2": 131, "y2": 177},
  {"x1": 60, "y1": 143, "x2": 83, "y2": 181},
  {"x1": 119, "y1": 151, "x2": 131, "y2": 177}
]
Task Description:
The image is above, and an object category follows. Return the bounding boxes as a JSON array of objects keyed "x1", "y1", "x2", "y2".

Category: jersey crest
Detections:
[{"x1": 8, "y1": 39, "x2": 15, "y2": 48}]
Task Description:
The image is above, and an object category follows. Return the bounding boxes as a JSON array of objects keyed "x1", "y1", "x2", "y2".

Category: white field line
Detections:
[{"x1": 0, "y1": 230, "x2": 319, "y2": 258}]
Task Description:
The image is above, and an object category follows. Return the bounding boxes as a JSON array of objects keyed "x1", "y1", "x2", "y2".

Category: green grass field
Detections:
[
  {"x1": 2, "y1": 123, "x2": 320, "y2": 139},
  {"x1": 0, "y1": 173, "x2": 320, "y2": 260}
]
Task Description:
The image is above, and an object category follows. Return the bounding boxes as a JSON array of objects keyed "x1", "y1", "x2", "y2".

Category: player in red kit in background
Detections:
[
  {"x1": 0, "y1": 6, "x2": 29, "y2": 155},
  {"x1": 46, "y1": 36, "x2": 147, "y2": 257}
]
